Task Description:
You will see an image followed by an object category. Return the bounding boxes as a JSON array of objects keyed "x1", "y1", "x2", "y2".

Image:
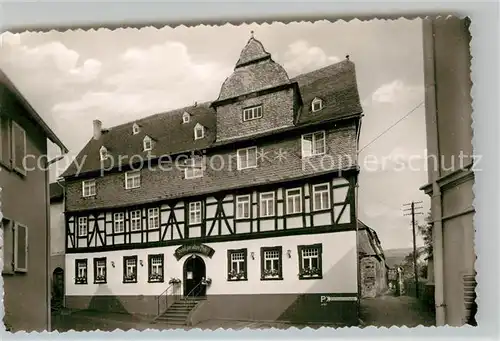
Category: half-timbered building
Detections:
[{"x1": 61, "y1": 36, "x2": 363, "y2": 326}]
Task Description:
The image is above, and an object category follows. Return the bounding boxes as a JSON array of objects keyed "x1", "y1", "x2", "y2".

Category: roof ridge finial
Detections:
[{"x1": 250, "y1": 30, "x2": 254, "y2": 39}]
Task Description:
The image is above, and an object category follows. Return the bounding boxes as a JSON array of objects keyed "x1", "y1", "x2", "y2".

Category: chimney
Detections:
[{"x1": 93, "y1": 119, "x2": 102, "y2": 140}]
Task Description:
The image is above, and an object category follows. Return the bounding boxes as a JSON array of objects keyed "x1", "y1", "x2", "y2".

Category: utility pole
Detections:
[{"x1": 403, "y1": 201, "x2": 424, "y2": 298}]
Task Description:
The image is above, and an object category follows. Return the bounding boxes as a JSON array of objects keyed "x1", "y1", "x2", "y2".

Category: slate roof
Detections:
[
  {"x1": 49, "y1": 182, "x2": 64, "y2": 203},
  {"x1": 357, "y1": 221, "x2": 385, "y2": 260}
]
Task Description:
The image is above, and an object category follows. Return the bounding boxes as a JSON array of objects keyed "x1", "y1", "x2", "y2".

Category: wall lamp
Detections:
[
  {"x1": 286, "y1": 250, "x2": 292, "y2": 259},
  {"x1": 250, "y1": 252, "x2": 255, "y2": 260},
  {"x1": 111, "y1": 261, "x2": 115, "y2": 268},
  {"x1": 140, "y1": 260, "x2": 144, "y2": 267}
]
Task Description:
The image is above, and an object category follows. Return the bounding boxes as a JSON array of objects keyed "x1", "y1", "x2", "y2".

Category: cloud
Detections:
[
  {"x1": 282, "y1": 40, "x2": 340, "y2": 76},
  {"x1": 371, "y1": 79, "x2": 422, "y2": 104}
]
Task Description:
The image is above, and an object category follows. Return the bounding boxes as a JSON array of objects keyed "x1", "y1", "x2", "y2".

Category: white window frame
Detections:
[
  {"x1": 236, "y1": 195, "x2": 251, "y2": 219},
  {"x1": 312, "y1": 98, "x2": 323, "y2": 112},
  {"x1": 194, "y1": 123, "x2": 205, "y2": 140},
  {"x1": 182, "y1": 112, "x2": 190, "y2": 123},
  {"x1": 11, "y1": 121, "x2": 27, "y2": 175},
  {"x1": 184, "y1": 158, "x2": 204, "y2": 179},
  {"x1": 243, "y1": 105, "x2": 263, "y2": 121},
  {"x1": 230, "y1": 252, "x2": 245, "y2": 275},
  {"x1": 286, "y1": 188, "x2": 302, "y2": 214},
  {"x1": 130, "y1": 210, "x2": 142, "y2": 231},
  {"x1": 143, "y1": 136, "x2": 152, "y2": 151},
  {"x1": 148, "y1": 208, "x2": 160, "y2": 229},
  {"x1": 114, "y1": 212, "x2": 125, "y2": 233},
  {"x1": 301, "y1": 248, "x2": 320, "y2": 270},
  {"x1": 312, "y1": 183, "x2": 331, "y2": 211},
  {"x1": 82, "y1": 179, "x2": 96, "y2": 197},
  {"x1": 125, "y1": 171, "x2": 141, "y2": 189},
  {"x1": 125, "y1": 257, "x2": 137, "y2": 280},
  {"x1": 259, "y1": 192, "x2": 275, "y2": 217},
  {"x1": 301, "y1": 131, "x2": 326, "y2": 157},
  {"x1": 237, "y1": 146, "x2": 257, "y2": 170},
  {"x1": 13, "y1": 222, "x2": 28, "y2": 272},
  {"x1": 78, "y1": 217, "x2": 88, "y2": 236},
  {"x1": 132, "y1": 123, "x2": 140, "y2": 135},
  {"x1": 99, "y1": 146, "x2": 108, "y2": 161},
  {"x1": 76, "y1": 260, "x2": 87, "y2": 281},
  {"x1": 95, "y1": 259, "x2": 106, "y2": 280},
  {"x1": 189, "y1": 201, "x2": 202, "y2": 225}
]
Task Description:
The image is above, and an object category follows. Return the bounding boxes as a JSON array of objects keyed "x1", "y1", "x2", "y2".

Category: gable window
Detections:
[
  {"x1": 312, "y1": 183, "x2": 330, "y2": 211},
  {"x1": 75, "y1": 259, "x2": 88, "y2": 284},
  {"x1": 227, "y1": 249, "x2": 247, "y2": 281},
  {"x1": 148, "y1": 254, "x2": 164, "y2": 282},
  {"x1": 259, "y1": 192, "x2": 275, "y2": 217},
  {"x1": 78, "y1": 217, "x2": 88, "y2": 237},
  {"x1": 237, "y1": 146, "x2": 257, "y2": 170},
  {"x1": 189, "y1": 201, "x2": 202, "y2": 225},
  {"x1": 301, "y1": 131, "x2": 326, "y2": 157},
  {"x1": 13, "y1": 222, "x2": 28, "y2": 272},
  {"x1": 286, "y1": 188, "x2": 302, "y2": 214},
  {"x1": 194, "y1": 123, "x2": 205, "y2": 140},
  {"x1": 182, "y1": 112, "x2": 190, "y2": 123},
  {"x1": 82, "y1": 179, "x2": 96, "y2": 197},
  {"x1": 243, "y1": 105, "x2": 263, "y2": 121},
  {"x1": 130, "y1": 210, "x2": 142, "y2": 231},
  {"x1": 236, "y1": 195, "x2": 251, "y2": 219},
  {"x1": 260, "y1": 246, "x2": 283, "y2": 280},
  {"x1": 123, "y1": 256, "x2": 138, "y2": 283},
  {"x1": 184, "y1": 158, "x2": 204, "y2": 179},
  {"x1": 93, "y1": 257, "x2": 107, "y2": 284},
  {"x1": 132, "y1": 123, "x2": 140, "y2": 135},
  {"x1": 11, "y1": 121, "x2": 26, "y2": 175},
  {"x1": 99, "y1": 146, "x2": 108, "y2": 161},
  {"x1": 114, "y1": 212, "x2": 125, "y2": 233},
  {"x1": 125, "y1": 171, "x2": 141, "y2": 189},
  {"x1": 312, "y1": 98, "x2": 323, "y2": 112},
  {"x1": 143, "y1": 136, "x2": 152, "y2": 151},
  {"x1": 298, "y1": 244, "x2": 323, "y2": 279},
  {"x1": 148, "y1": 208, "x2": 159, "y2": 229}
]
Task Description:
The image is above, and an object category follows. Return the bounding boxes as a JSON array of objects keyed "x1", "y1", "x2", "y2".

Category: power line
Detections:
[
  {"x1": 359, "y1": 101, "x2": 424, "y2": 153},
  {"x1": 403, "y1": 200, "x2": 424, "y2": 299}
]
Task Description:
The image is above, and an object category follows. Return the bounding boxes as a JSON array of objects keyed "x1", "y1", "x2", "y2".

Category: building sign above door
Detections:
[{"x1": 174, "y1": 243, "x2": 215, "y2": 261}]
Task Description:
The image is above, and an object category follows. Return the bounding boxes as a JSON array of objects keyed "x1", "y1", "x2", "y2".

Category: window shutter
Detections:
[
  {"x1": 14, "y1": 223, "x2": 28, "y2": 272},
  {"x1": 1, "y1": 218, "x2": 14, "y2": 274},
  {"x1": 12, "y1": 122, "x2": 26, "y2": 173}
]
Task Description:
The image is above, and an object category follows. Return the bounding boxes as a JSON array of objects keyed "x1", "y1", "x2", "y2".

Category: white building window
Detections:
[
  {"x1": 243, "y1": 105, "x2": 263, "y2": 121},
  {"x1": 148, "y1": 208, "x2": 159, "y2": 229},
  {"x1": 125, "y1": 171, "x2": 141, "y2": 189},
  {"x1": 312, "y1": 183, "x2": 331, "y2": 211},
  {"x1": 194, "y1": 123, "x2": 205, "y2": 140},
  {"x1": 123, "y1": 256, "x2": 138, "y2": 283},
  {"x1": 114, "y1": 212, "x2": 125, "y2": 233},
  {"x1": 143, "y1": 136, "x2": 152, "y2": 151},
  {"x1": 298, "y1": 244, "x2": 322, "y2": 279},
  {"x1": 130, "y1": 210, "x2": 142, "y2": 231},
  {"x1": 236, "y1": 195, "x2": 251, "y2": 219},
  {"x1": 99, "y1": 146, "x2": 108, "y2": 161},
  {"x1": 94, "y1": 258, "x2": 107, "y2": 284},
  {"x1": 184, "y1": 158, "x2": 204, "y2": 179},
  {"x1": 301, "y1": 131, "x2": 326, "y2": 157},
  {"x1": 189, "y1": 201, "x2": 202, "y2": 225},
  {"x1": 82, "y1": 179, "x2": 96, "y2": 197},
  {"x1": 312, "y1": 98, "x2": 323, "y2": 112},
  {"x1": 78, "y1": 217, "x2": 88, "y2": 236},
  {"x1": 259, "y1": 192, "x2": 275, "y2": 217},
  {"x1": 286, "y1": 188, "x2": 302, "y2": 214},
  {"x1": 148, "y1": 254, "x2": 164, "y2": 282},
  {"x1": 182, "y1": 112, "x2": 190, "y2": 123},
  {"x1": 75, "y1": 259, "x2": 88, "y2": 284},
  {"x1": 261, "y1": 247, "x2": 282, "y2": 280},
  {"x1": 228, "y1": 249, "x2": 247, "y2": 281},
  {"x1": 11, "y1": 121, "x2": 26, "y2": 174},
  {"x1": 13, "y1": 222, "x2": 28, "y2": 272},
  {"x1": 237, "y1": 146, "x2": 257, "y2": 170},
  {"x1": 132, "y1": 123, "x2": 140, "y2": 135}
]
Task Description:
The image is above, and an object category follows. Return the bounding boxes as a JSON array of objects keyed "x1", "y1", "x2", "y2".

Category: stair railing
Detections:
[
  {"x1": 185, "y1": 280, "x2": 203, "y2": 301},
  {"x1": 157, "y1": 283, "x2": 181, "y2": 316}
]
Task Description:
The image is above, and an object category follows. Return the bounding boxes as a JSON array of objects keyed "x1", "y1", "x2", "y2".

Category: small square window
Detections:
[
  {"x1": 194, "y1": 124, "x2": 205, "y2": 140},
  {"x1": 312, "y1": 98, "x2": 323, "y2": 112},
  {"x1": 82, "y1": 179, "x2": 96, "y2": 197},
  {"x1": 237, "y1": 147, "x2": 257, "y2": 170},
  {"x1": 125, "y1": 171, "x2": 141, "y2": 189},
  {"x1": 143, "y1": 136, "x2": 153, "y2": 151},
  {"x1": 301, "y1": 131, "x2": 326, "y2": 157},
  {"x1": 185, "y1": 158, "x2": 204, "y2": 179},
  {"x1": 243, "y1": 105, "x2": 263, "y2": 121}
]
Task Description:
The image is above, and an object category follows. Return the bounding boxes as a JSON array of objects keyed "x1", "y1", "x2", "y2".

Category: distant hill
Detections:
[{"x1": 384, "y1": 247, "x2": 414, "y2": 268}]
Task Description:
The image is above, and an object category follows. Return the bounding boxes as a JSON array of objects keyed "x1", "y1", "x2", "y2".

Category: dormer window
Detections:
[
  {"x1": 132, "y1": 123, "x2": 140, "y2": 135},
  {"x1": 182, "y1": 112, "x2": 191, "y2": 124},
  {"x1": 312, "y1": 98, "x2": 323, "y2": 112},
  {"x1": 243, "y1": 105, "x2": 263, "y2": 121},
  {"x1": 99, "y1": 146, "x2": 108, "y2": 161},
  {"x1": 143, "y1": 136, "x2": 152, "y2": 151},
  {"x1": 194, "y1": 123, "x2": 205, "y2": 140}
]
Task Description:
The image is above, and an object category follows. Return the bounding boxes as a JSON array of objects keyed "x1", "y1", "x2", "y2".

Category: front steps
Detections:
[{"x1": 153, "y1": 297, "x2": 203, "y2": 327}]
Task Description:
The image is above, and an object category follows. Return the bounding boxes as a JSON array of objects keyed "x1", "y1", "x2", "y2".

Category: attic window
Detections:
[
  {"x1": 143, "y1": 136, "x2": 152, "y2": 151},
  {"x1": 99, "y1": 146, "x2": 108, "y2": 161},
  {"x1": 183, "y1": 112, "x2": 191, "y2": 124},
  {"x1": 194, "y1": 123, "x2": 205, "y2": 140},
  {"x1": 312, "y1": 98, "x2": 323, "y2": 112},
  {"x1": 132, "y1": 123, "x2": 140, "y2": 135}
]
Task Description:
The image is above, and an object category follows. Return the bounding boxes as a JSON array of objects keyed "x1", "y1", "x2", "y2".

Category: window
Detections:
[
  {"x1": 93, "y1": 257, "x2": 107, "y2": 284},
  {"x1": 236, "y1": 195, "x2": 251, "y2": 219},
  {"x1": 286, "y1": 188, "x2": 302, "y2": 214},
  {"x1": 237, "y1": 146, "x2": 257, "y2": 170},
  {"x1": 298, "y1": 244, "x2": 323, "y2": 279},
  {"x1": 259, "y1": 192, "x2": 275, "y2": 217},
  {"x1": 243, "y1": 105, "x2": 263, "y2": 121},
  {"x1": 123, "y1": 256, "x2": 138, "y2": 283},
  {"x1": 184, "y1": 158, "x2": 204, "y2": 179},
  {"x1": 189, "y1": 202, "x2": 202, "y2": 225},
  {"x1": 148, "y1": 254, "x2": 164, "y2": 282},
  {"x1": 132, "y1": 123, "x2": 140, "y2": 135},
  {"x1": 312, "y1": 98, "x2": 323, "y2": 112},
  {"x1": 0, "y1": 116, "x2": 11, "y2": 165},
  {"x1": 75, "y1": 259, "x2": 88, "y2": 284},
  {"x1": 194, "y1": 123, "x2": 205, "y2": 140},
  {"x1": 260, "y1": 246, "x2": 282, "y2": 280},
  {"x1": 82, "y1": 179, "x2": 96, "y2": 197},
  {"x1": 99, "y1": 146, "x2": 108, "y2": 161},
  {"x1": 143, "y1": 136, "x2": 152, "y2": 151},
  {"x1": 125, "y1": 171, "x2": 141, "y2": 189},
  {"x1": 130, "y1": 210, "x2": 142, "y2": 231},
  {"x1": 312, "y1": 183, "x2": 330, "y2": 211},
  {"x1": 182, "y1": 112, "x2": 190, "y2": 123},
  {"x1": 227, "y1": 249, "x2": 247, "y2": 281},
  {"x1": 114, "y1": 212, "x2": 125, "y2": 233},
  {"x1": 11, "y1": 121, "x2": 26, "y2": 174},
  {"x1": 301, "y1": 131, "x2": 326, "y2": 157},
  {"x1": 1, "y1": 218, "x2": 14, "y2": 274},
  {"x1": 148, "y1": 208, "x2": 159, "y2": 229},
  {"x1": 13, "y1": 222, "x2": 28, "y2": 272},
  {"x1": 78, "y1": 217, "x2": 88, "y2": 236}
]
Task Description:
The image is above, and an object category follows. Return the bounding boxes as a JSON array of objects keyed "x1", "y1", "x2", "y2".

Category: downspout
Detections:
[{"x1": 422, "y1": 19, "x2": 445, "y2": 325}]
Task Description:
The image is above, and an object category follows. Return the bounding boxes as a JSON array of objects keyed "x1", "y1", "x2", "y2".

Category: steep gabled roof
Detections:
[{"x1": 49, "y1": 182, "x2": 64, "y2": 203}]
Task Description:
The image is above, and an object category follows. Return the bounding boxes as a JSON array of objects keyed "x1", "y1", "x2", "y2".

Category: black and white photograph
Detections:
[{"x1": 0, "y1": 16, "x2": 475, "y2": 332}]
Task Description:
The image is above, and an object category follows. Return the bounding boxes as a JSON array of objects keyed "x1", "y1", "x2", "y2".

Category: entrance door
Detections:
[
  {"x1": 183, "y1": 255, "x2": 206, "y2": 297},
  {"x1": 52, "y1": 268, "x2": 64, "y2": 310}
]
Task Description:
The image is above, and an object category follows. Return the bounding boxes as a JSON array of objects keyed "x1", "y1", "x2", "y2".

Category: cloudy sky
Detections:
[{"x1": 0, "y1": 19, "x2": 429, "y2": 250}]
